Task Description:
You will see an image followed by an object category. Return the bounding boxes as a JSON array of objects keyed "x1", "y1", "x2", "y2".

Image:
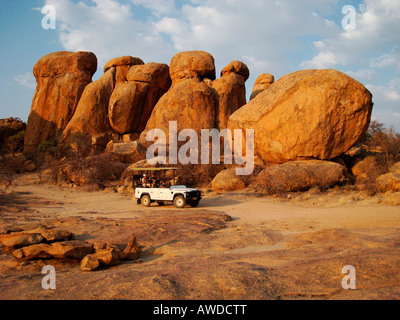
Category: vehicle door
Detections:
[{"x1": 158, "y1": 187, "x2": 174, "y2": 201}]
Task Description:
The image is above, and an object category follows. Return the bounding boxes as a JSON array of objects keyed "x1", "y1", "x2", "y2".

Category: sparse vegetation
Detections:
[
  {"x1": 8, "y1": 130, "x2": 25, "y2": 153},
  {"x1": 363, "y1": 119, "x2": 400, "y2": 168}
]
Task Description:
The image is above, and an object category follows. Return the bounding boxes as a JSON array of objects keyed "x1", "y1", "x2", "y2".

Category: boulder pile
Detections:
[
  {"x1": 21, "y1": 49, "x2": 375, "y2": 191},
  {"x1": 228, "y1": 69, "x2": 373, "y2": 164},
  {"x1": 0, "y1": 227, "x2": 141, "y2": 271}
]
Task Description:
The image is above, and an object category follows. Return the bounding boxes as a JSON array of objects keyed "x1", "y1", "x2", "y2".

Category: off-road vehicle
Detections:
[{"x1": 131, "y1": 167, "x2": 202, "y2": 208}]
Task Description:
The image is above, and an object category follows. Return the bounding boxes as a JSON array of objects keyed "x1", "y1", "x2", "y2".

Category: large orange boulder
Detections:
[
  {"x1": 109, "y1": 81, "x2": 149, "y2": 135},
  {"x1": 109, "y1": 63, "x2": 171, "y2": 134},
  {"x1": 212, "y1": 61, "x2": 248, "y2": 129},
  {"x1": 139, "y1": 78, "x2": 218, "y2": 146},
  {"x1": 250, "y1": 73, "x2": 274, "y2": 100},
  {"x1": 251, "y1": 160, "x2": 345, "y2": 193},
  {"x1": 103, "y1": 56, "x2": 144, "y2": 85},
  {"x1": 228, "y1": 69, "x2": 373, "y2": 164},
  {"x1": 375, "y1": 173, "x2": 400, "y2": 193},
  {"x1": 211, "y1": 169, "x2": 246, "y2": 191},
  {"x1": 24, "y1": 51, "x2": 97, "y2": 153},
  {"x1": 169, "y1": 51, "x2": 216, "y2": 85},
  {"x1": 62, "y1": 67, "x2": 116, "y2": 145}
]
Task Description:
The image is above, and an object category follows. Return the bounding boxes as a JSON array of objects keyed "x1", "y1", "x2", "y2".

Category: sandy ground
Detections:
[{"x1": 1, "y1": 174, "x2": 400, "y2": 300}]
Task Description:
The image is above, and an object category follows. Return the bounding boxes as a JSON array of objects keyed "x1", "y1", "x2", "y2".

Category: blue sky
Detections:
[{"x1": 1, "y1": 0, "x2": 399, "y2": 129}]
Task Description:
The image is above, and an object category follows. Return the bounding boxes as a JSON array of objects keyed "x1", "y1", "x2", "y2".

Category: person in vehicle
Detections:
[
  {"x1": 150, "y1": 173, "x2": 157, "y2": 188},
  {"x1": 141, "y1": 174, "x2": 150, "y2": 187}
]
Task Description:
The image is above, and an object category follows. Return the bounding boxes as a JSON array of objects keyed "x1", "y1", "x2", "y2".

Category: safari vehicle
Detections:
[{"x1": 132, "y1": 167, "x2": 202, "y2": 208}]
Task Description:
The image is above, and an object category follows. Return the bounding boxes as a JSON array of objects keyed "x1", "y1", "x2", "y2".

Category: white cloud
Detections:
[
  {"x1": 366, "y1": 78, "x2": 400, "y2": 127},
  {"x1": 45, "y1": 0, "x2": 340, "y2": 87},
  {"x1": 14, "y1": 72, "x2": 36, "y2": 89},
  {"x1": 130, "y1": 0, "x2": 176, "y2": 17},
  {"x1": 39, "y1": 0, "x2": 400, "y2": 129},
  {"x1": 371, "y1": 78, "x2": 400, "y2": 102},
  {"x1": 301, "y1": 0, "x2": 400, "y2": 69},
  {"x1": 45, "y1": 0, "x2": 174, "y2": 72},
  {"x1": 345, "y1": 68, "x2": 376, "y2": 81},
  {"x1": 153, "y1": 0, "x2": 338, "y2": 83},
  {"x1": 371, "y1": 47, "x2": 400, "y2": 70}
]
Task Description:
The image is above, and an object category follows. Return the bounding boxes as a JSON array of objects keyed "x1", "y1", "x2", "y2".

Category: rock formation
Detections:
[
  {"x1": 389, "y1": 162, "x2": 400, "y2": 175},
  {"x1": 212, "y1": 61, "x2": 249, "y2": 129},
  {"x1": 251, "y1": 160, "x2": 345, "y2": 193},
  {"x1": 103, "y1": 55, "x2": 144, "y2": 85},
  {"x1": 211, "y1": 168, "x2": 246, "y2": 191},
  {"x1": 169, "y1": 50, "x2": 216, "y2": 85},
  {"x1": 109, "y1": 63, "x2": 171, "y2": 134},
  {"x1": 62, "y1": 67, "x2": 116, "y2": 146},
  {"x1": 351, "y1": 156, "x2": 379, "y2": 176},
  {"x1": 250, "y1": 73, "x2": 274, "y2": 100},
  {"x1": 24, "y1": 51, "x2": 97, "y2": 153},
  {"x1": 228, "y1": 69, "x2": 373, "y2": 164},
  {"x1": 376, "y1": 173, "x2": 400, "y2": 193},
  {"x1": 23, "y1": 50, "x2": 375, "y2": 184}
]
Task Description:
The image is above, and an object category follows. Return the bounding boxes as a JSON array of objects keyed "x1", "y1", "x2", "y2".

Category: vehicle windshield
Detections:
[{"x1": 170, "y1": 185, "x2": 187, "y2": 189}]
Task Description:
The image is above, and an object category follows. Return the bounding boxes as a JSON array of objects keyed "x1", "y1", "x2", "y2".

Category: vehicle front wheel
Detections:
[
  {"x1": 174, "y1": 195, "x2": 186, "y2": 208},
  {"x1": 141, "y1": 195, "x2": 151, "y2": 207}
]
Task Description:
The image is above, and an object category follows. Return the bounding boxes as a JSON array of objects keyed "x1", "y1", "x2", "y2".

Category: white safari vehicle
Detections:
[
  {"x1": 131, "y1": 167, "x2": 202, "y2": 208},
  {"x1": 135, "y1": 185, "x2": 202, "y2": 208}
]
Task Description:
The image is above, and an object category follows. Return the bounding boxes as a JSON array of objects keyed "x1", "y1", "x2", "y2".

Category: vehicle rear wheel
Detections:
[
  {"x1": 174, "y1": 195, "x2": 186, "y2": 208},
  {"x1": 141, "y1": 195, "x2": 151, "y2": 207},
  {"x1": 190, "y1": 200, "x2": 200, "y2": 207}
]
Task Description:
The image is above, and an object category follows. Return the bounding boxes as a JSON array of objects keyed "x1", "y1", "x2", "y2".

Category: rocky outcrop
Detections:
[
  {"x1": 109, "y1": 81, "x2": 149, "y2": 134},
  {"x1": 108, "y1": 63, "x2": 171, "y2": 135},
  {"x1": 0, "y1": 232, "x2": 44, "y2": 248},
  {"x1": 80, "y1": 235, "x2": 141, "y2": 271},
  {"x1": 376, "y1": 173, "x2": 400, "y2": 193},
  {"x1": 140, "y1": 78, "x2": 218, "y2": 146},
  {"x1": 111, "y1": 141, "x2": 147, "y2": 163},
  {"x1": 351, "y1": 156, "x2": 379, "y2": 176},
  {"x1": 0, "y1": 227, "x2": 74, "y2": 248},
  {"x1": 138, "y1": 51, "x2": 220, "y2": 148},
  {"x1": 103, "y1": 56, "x2": 144, "y2": 85},
  {"x1": 211, "y1": 169, "x2": 246, "y2": 191},
  {"x1": 228, "y1": 69, "x2": 373, "y2": 164},
  {"x1": 250, "y1": 73, "x2": 274, "y2": 100},
  {"x1": 5, "y1": 227, "x2": 141, "y2": 272},
  {"x1": 169, "y1": 51, "x2": 216, "y2": 85},
  {"x1": 24, "y1": 51, "x2": 97, "y2": 153},
  {"x1": 126, "y1": 63, "x2": 171, "y2": 132},
  {"x1": 389, "y1": 162, "x2": 400, "y2": 175},
  {"x1": 13, "y1": 241, "x2": 93, "y2": 260},
  {"x1": 62, "y1": 67, "x2": 116, "y2": 146},
  {"x1": 251, "y1": 160, "x2": 345, "y2": 193},
  {"x1": 212, "y1": 61, "x2": 248, "y2": 129}
]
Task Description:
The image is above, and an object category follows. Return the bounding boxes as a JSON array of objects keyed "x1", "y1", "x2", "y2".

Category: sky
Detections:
[{"x1": 0, "y1": 0, "x2": 399, "y2": 129}]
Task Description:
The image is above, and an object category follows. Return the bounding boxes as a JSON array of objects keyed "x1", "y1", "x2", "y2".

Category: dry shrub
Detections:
[
  {"x1": 85, "y1": 153, "x2": 128, "y2": 187},
  {"x1": 0, "y1": 156, "x2": 15, "y2": 186},
  {"x1": 46, "y1": 153, "x2": 128, "y2": 188},
  {"x1": 176, "y1": 163, "x2": 227, "y2": 187},
  {"x1": 364, "y1": 120, "x2": 400, "y2": 168},
  {"x1": 252, "y1": 169, "x2": 287, "y2": 196},
  {"x1": 355, "y1": 120, "x2": 400, "y2": 193}
]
